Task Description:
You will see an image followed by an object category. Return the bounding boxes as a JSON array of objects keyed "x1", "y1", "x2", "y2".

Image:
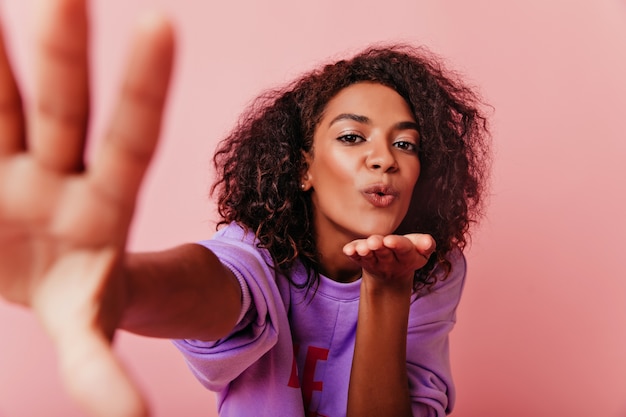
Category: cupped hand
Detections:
[
  {"x1": 343, "y1": 234, "x2": 435, "y2": 289},
  {"x1": 0, "y1": 1, "x2": 175, "y2": 416}
]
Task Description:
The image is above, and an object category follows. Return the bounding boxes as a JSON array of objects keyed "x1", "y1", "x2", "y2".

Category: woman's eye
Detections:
[
  {"x1": 337, "y1": 134, "x2": 365, "y2": 144},
  {"x1": 394, "y1": 140, "x2": 418, "y2": 153}
]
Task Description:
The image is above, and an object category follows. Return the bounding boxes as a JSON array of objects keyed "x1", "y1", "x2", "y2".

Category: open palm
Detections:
[{"x1": 0, "y1": 1, "x2": 174, "y2": 416}]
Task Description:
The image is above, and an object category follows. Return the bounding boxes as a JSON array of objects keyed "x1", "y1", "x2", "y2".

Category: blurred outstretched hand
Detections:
[{"x1": 0, "y1": 0, "x2": 175, "y2": 415}]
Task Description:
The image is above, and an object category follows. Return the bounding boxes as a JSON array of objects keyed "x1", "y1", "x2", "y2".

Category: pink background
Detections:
[{"x1": 1, "y1": 1, "x2": 625, "y2": 416}]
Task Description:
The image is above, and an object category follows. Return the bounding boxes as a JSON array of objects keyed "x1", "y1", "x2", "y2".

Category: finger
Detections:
[
  {"x1": 343, "y1": 236, "x2": 386, "y2": 258},
  {"x1": 0, "y1": 18, "x2": 26, "y2": 155},
  {"x1": 348, "y1": 236, "x2": 379, "y2": 257},
  {"x1": 343, "y1": 241, "x2": 358, "y2": 257},
  {"x1": 90, "y1": 12, "x2": 175, "y2": 209},
  {"x1": 31, "y1": 0, "x2": 90, "y2": 172},
  {"x1": 363, "y1": 235, "x2": 396, "y2": 262},
  {"x1": 402, "y1": 234, "x2": 436, "y2": 260},
  {"x1": 349, "y1": 238, "x2": 396, "y2": 268},
  {"x1": 357, "y1": 235, "x2": 383, "y2": 255}
]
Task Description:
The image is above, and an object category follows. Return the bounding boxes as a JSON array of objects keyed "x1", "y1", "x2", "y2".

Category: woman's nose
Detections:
[{"x1": 366, "y1": 141, "x2": 398, "y2": 172}]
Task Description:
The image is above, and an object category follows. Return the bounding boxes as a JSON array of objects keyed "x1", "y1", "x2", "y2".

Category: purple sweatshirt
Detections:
[{"x1": 173, "y1": 223, "x2": 465, "y2": 416}]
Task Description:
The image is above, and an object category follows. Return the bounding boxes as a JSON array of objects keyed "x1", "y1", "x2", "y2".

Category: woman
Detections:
[{"x1": 0, "y1": 1, "x2": 490, "y2": 416}]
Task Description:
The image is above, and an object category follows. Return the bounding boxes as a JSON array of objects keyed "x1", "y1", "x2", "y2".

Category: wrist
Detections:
[{"x1": 360, "y1": 271, "x2": 413, "y2": 299}]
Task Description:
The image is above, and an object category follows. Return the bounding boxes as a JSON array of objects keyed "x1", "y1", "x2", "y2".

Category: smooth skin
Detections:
[
  {"x1": 0, "y1": 1, "x2": 243, "y2": 416},
  {"x1": 304, "y1": 83, "x2": 436, "y2": 416},
  {"x1": 303, "y1": 82, "x2": 426, "y2": 283},
  {"x1": 345, "y1": 234, "x2": 434, "y2": 417},
  {"x1": 0, "y1": 1, "x2": 436, "y2": 416}
]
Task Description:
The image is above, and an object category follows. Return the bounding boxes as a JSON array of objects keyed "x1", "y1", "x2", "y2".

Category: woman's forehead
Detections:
[{"x1": 318, "y1": 82, "x2": 415, "y2": 127}]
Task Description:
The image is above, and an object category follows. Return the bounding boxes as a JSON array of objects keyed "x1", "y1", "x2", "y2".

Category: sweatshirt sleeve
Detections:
[
  {"x1": 172, "y1": 225, "x2": 287, "y2": 392},
  {"x1": 407, "y1": 248, "x2": 467, "y2": 416}
]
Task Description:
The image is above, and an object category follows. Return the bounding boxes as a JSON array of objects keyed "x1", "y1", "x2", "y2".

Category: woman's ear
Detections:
[{"x1": 300, "y1": 150, "x2": 313, "y2": 191}]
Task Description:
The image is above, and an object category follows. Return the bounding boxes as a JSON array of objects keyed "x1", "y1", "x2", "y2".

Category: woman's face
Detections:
[{"x1": 303, "y1": 82, "x2": 421, "y2": 246}]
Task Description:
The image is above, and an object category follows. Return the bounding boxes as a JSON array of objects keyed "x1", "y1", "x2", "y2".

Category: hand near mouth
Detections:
[
  {"x1": 343, "y1": 233, "x2": 435, "y2": 289},
  {"x1": 345, "y1": 232, "x2": 437, "y2": 415}
]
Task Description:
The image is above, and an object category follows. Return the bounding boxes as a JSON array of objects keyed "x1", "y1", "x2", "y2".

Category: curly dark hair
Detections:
[{"x1": 212, "y1": 44, "x2": 491, "y2": 291}]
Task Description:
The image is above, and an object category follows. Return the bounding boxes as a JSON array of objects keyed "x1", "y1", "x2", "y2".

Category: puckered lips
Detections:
[{"x1": 361, "y1": 184, "x2": 399, "y2": 208}]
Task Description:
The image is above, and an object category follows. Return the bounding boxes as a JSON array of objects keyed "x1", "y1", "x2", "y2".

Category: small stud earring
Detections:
[{"x1": 301, "y1": 183, "x2": 306, "y2": 190}]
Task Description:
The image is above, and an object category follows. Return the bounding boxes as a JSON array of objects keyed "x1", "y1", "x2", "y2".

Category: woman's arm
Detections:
[
  {"x1": 121, "y1": 243, "x2": 242, "y2": 341},
  {"x1": 348, "y1": 272, "x2": 414, "y2": 417},
  {"x1": 344, "y1": 234, "x2": 436, "y2": 417}
]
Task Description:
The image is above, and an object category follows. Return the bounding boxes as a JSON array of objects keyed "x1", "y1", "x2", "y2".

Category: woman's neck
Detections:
[{"x1": 315, "y1": 232, "x2": 362, "y2": 283}]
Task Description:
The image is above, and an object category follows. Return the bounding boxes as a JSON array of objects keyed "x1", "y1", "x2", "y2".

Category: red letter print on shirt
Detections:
[
  {"x1": 288, "y1": 344, "x2": 302, "y2": 388},
  {"x1": 288, "y1": 344, "x2": 330, "y2": 417}
]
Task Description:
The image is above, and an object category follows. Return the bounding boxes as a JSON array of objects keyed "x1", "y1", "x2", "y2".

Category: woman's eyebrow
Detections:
[
  {"x1": 328, "y1": 114, "x2": 419, "y2": 133},
  {"x1": 328, "y1": 113, "x2": 370, "y2": 126},
  {"x1": 395, "y1": 121, "x2": 419, "y2": 132}
]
